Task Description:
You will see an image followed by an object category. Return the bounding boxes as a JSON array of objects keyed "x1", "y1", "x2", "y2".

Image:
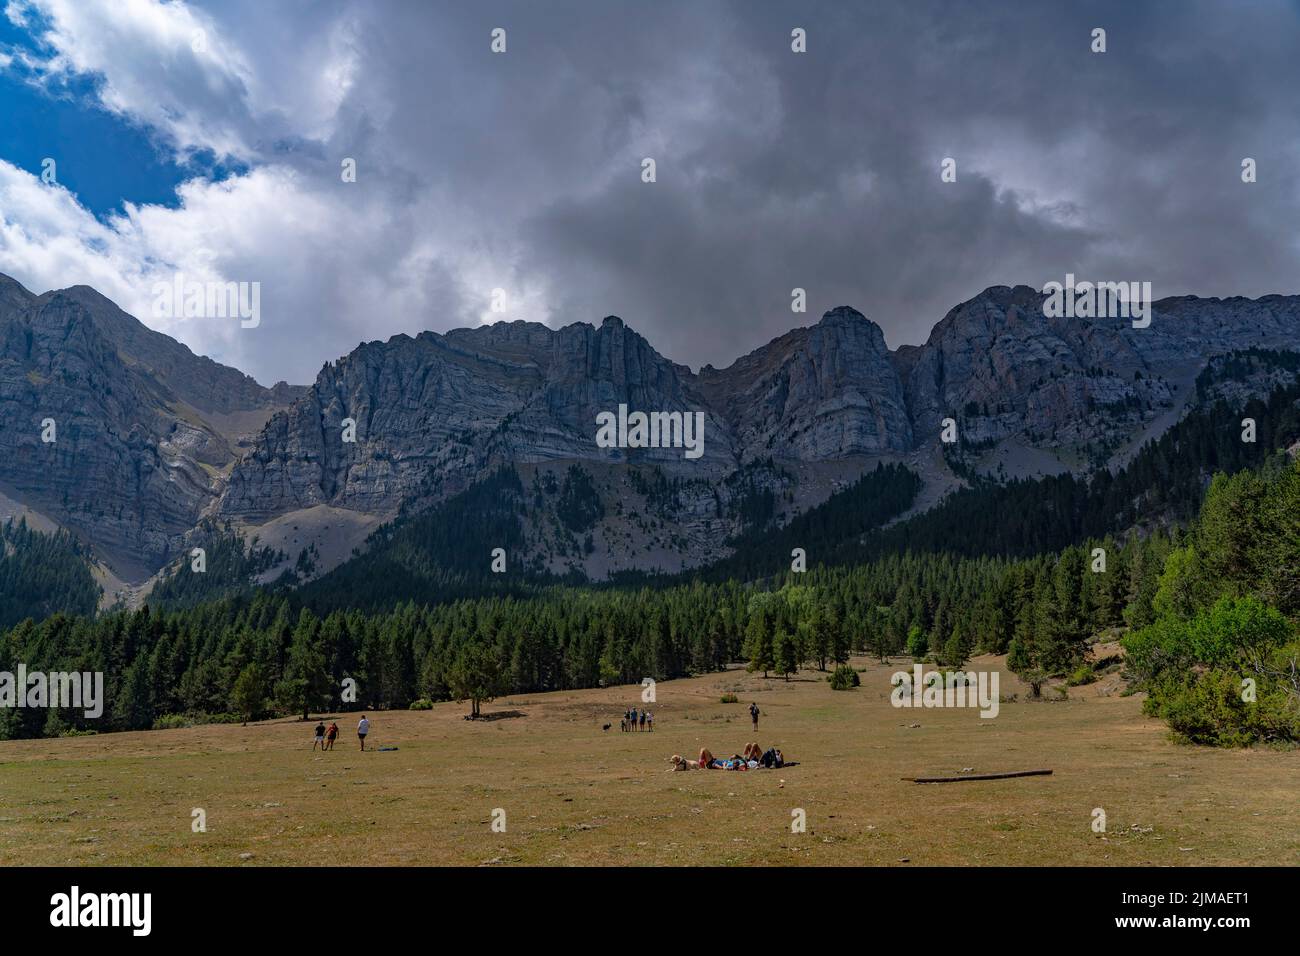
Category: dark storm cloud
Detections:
[{"x1": 478, "y1": 0, "x2": 1300, "y2": 367}]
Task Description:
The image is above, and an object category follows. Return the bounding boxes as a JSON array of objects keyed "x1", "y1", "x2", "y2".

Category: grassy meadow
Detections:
[{"x1": 2, "y1": 652, "x2": 1297, "y2": 866}]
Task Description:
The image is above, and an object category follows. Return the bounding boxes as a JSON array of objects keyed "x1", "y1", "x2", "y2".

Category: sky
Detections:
[{"x1": 1, "y1": 0, "x2": 1298, "y2": 387}]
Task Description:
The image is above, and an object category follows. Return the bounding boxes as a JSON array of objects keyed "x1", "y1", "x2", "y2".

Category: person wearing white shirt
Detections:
[{"x1": 357, "y1": 715, "x2": 370, "y2": 750}]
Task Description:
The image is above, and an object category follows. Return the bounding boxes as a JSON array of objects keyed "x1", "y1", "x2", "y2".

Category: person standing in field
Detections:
[
  {"x1": 749, "y1": 702, "x2": 760, "y2": 731},
  {"x1": 646, "y1": 710, "x2": 654, "y2": 732},
  {"x1": 639, "y1": 709, "x2": 647, "y2": 731},
  {"x1": 326, "y1": 722, "x2": 339, "y2": 750},
  {"x1": 313, "y1": 721, "x2": 326, "y2": 750},
  {"x1": 357, "y1": 714, "x2": 370, "y2": 751},
  {"x1": 630, "y1": 706, "x2": 638, "y2": 732}
]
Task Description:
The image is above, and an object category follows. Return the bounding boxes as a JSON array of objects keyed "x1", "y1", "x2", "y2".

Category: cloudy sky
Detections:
[{"x1": 1, "y1": 0, "x2": 1298, "y2": 386}]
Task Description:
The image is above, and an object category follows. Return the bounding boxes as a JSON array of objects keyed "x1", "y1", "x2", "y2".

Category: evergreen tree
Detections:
[
  {"x1": 774, "y1": 628, "x2": 799, "y2": 681},
  {"x1": 744, "y1": 608, "x2": 774, "y2": 678},
  {"x1": 282, "y1": 609, "x2": 331, "y2": 719},
  {"x1": 449, "y1": 642, "x2": 505, "y2": 718},
  {"x1": 232, "y1": 663, "x2": 268, "y2": 722}
]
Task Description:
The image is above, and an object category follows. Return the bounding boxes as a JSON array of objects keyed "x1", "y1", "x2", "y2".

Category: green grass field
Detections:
[{"x1": 2, "y1": 652, "x2": 1298, "y2": 866}]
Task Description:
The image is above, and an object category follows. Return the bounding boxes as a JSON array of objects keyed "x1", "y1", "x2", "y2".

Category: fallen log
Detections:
[{"x1": 903, "y1": 769, "x2": 1053, "y2": 784}]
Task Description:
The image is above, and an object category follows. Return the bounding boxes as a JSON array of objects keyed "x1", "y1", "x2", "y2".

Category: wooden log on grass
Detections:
[{"x1": 903, "y1": 769, "x2": 1053, "y2": 784}]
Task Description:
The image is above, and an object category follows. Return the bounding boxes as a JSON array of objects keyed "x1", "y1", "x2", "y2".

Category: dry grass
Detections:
[{"x1": 1, "y1": 653, "x2": 1298, "y2": 866}]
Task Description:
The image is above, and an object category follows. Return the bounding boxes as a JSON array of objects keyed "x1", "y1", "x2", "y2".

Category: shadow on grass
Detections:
[{"x1": 462, "y1": 710, "x2": 527, "y2": 722}]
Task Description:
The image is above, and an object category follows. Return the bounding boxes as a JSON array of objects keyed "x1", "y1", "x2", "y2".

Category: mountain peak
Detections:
[
  {"x1": 820, "y1": 305, "x2": 868, "y2": 324},
  {"x1": 0, "y1": 272, "x2": 35, "y2": 311}
]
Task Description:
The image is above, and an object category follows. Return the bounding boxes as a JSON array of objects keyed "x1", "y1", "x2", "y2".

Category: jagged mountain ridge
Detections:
[
  {"x1": 225, "y1": 283, "x2": 1300, "y2": 511},
  {"x1": 4, "y1": 271, "x2": 1300, "y2": 586}
]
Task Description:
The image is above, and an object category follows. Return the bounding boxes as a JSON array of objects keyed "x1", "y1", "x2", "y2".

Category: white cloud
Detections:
[
  {"x1": 0, "y1": 1, "x2": 485, "y2": 383},
  {"x1": 10, "y1": 0, "x2": 261, "y2": 159},
  {"x1": 0, "y1": 157, "x2": 493, "y2": 384}
]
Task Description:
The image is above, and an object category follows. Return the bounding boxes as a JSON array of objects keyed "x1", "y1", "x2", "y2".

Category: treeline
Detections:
[
  {"x1": 3, "y1": 461, "x2": 1293, "y2": 740},
  {"x1": 0, "y1": 522, "x2": 1177, "y2": 738},
  {"x1": 0, "y1": 519, "x2": 100, "y2": 629}
]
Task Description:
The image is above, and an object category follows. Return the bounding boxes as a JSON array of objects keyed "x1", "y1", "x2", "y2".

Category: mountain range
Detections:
[{"x1": 3, "y1": 271, "x2": 1299, "y2": 600}]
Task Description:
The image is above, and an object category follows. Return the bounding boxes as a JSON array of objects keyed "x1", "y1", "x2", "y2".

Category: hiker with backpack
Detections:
[{"x1": 749, "y1": 702, "x2": 760, "y2": 731}]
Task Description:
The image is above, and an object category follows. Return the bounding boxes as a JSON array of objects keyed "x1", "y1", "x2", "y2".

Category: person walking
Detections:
[
  {"x1": 357, "y1": 714, "x2": 370, "y2": 751},
  {"x1": 312, "y1": 721, "x2": 326, "y2": 751},
  {"x1": 325, "y1": 721, "x2": 339, "y2": 750},
  {"x1": 749, "y1": 702, "x2": 760, "y2": 731}
]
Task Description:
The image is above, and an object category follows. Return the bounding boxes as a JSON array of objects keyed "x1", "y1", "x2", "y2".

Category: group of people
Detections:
[
  {"x1": 621, "y1": 707, "x2": 654, "y2": 732},
  {"x1": 313, "y1": 715, "x2": 371, "y2": 751},
  {"x1": 669, "y1": 742, "x2": 785, "y2": 771}
]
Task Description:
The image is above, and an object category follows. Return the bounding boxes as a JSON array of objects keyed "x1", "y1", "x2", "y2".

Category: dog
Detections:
[
  {"x1": 667, "y1": 754, "x2": 701, "y2": 771},
  {"x1": 602, "y1": 723, "x2": 611, "y2": 732}
]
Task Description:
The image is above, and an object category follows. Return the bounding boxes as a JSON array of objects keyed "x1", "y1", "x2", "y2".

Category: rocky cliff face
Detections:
[
  {"x1": 220, "y1": 306, "x2": 918, "y2": 520},
  {"x1": 0, "y1": 274, "x2": 300, "y2": 577},
  {"x1": 5, "y1": 270, "x2": 1299, "y2": 583},
  {"x1": 219, "y1": 315, "x2": 741, "y2": 523},
  {"x1": 699, "y1": 306, "x2": 913, "y2": 460},
  {"x1": 901, "y1": 285, "x2": 1300, "y2": 462}
]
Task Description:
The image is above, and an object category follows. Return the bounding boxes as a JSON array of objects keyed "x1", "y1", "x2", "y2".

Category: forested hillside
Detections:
[
  {"x1": 843, "y1": 365, "x2": 1300, "y2": 563},
  {"x1": 0, "y1": 520, "x2": 99, "y2": 630},
  {"x1": 146, "y1": 521, "x2": 289, "y2": 611},
  {"x1": 0, "y1": 507, "x2": 1178, "y2": 737}
]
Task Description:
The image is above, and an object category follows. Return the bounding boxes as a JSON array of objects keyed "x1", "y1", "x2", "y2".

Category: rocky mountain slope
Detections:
[
  {"x1": 0, "y1": 274, "x2": 301, "y2": 581},
  {"x1": 4, "y1": 272, "x2": 1299, "y2": 586}
]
